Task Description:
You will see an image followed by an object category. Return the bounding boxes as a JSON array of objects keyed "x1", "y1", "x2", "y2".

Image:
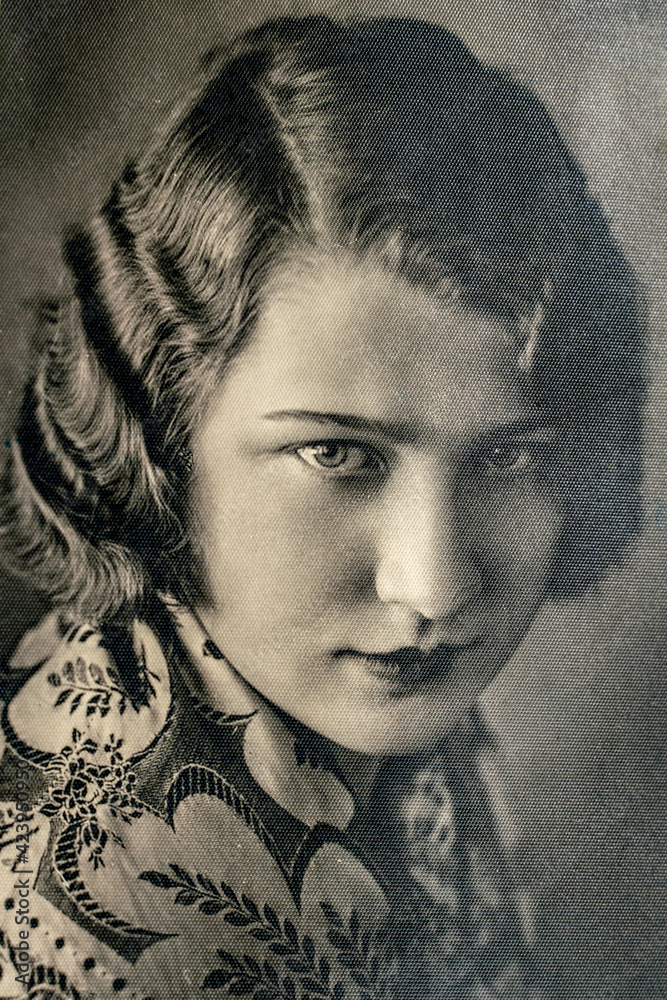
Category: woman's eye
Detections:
[
  {"x1": 483, "y1": 443, "x2": 536, "y2": 474},
  {"x1": 294, "y1": 442, "x2": 376, "y2": 475}
]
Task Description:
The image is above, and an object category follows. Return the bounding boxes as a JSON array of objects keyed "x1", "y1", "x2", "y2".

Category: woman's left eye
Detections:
[
  {"x1": 482, "y1": 443, "x2": 537, "y2": 474},
  {"x1": 294, "y1": 441, "x2": 377, "y2": 475}
]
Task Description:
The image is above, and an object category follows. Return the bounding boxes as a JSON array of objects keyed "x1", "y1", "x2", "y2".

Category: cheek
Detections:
[
  {"x1": 195, "y1": 477, "x2": 368, "y2": 617},
  {"x1": 475, "y1": 489, "x2": 562, "y2": 589}
]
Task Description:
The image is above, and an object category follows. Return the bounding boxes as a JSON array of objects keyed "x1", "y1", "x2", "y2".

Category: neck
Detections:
[
  {"x1": 328, "y1": 742, "x2": 384, "y2": 809},
  {"x1": 281, "y1": 709, "x2": 384, "y2": 808}
]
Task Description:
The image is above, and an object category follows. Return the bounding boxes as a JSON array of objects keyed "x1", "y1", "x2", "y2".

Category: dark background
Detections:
[{"x1": 1, "y1": 1, "x2": 666, "y2": 995}]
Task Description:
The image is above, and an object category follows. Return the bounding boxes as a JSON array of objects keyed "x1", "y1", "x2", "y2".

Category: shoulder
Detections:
[{"x1": 2, "y1": 613, "x2": 172, "y2": 766}]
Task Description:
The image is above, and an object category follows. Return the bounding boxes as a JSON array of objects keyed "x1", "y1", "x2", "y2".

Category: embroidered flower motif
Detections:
[
  {"x1": 2, "y1": 611, "x2": 536, "y2": 999},
  {"x1": 38, "y1": 730, "x2": 142, "y2": 868}
]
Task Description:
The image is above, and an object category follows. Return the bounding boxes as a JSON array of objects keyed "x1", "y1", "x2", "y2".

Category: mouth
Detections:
[{"x1": 333, "y1": 640, "x2": 483, "y2": 691}]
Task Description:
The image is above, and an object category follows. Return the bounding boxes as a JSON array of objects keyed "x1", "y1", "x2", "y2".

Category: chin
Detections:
[
  {"x1": 317, "y1": 707, "x2": 473, "y2": 757},
  {"x1": 307, "y1": 665, "x2": 509, "y2": 756}
]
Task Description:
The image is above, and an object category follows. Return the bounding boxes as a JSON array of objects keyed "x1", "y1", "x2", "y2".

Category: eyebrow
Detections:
[
  {"x1": 262, "y1": 408, "x2": 556, "y2": 440},
  {"x1": 264, "y1": 409, "x2": 401, "y2": 435}
]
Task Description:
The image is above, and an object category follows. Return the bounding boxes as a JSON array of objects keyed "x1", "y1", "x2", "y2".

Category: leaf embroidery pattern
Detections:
[
  {"x1": 48, "y1": 656, "x2": 129, "y2": 717},
  {"x1": 321, "y1": 904, "x2": 394, "y2": 1000},
  {"x1": 138, "y1": 866, "x2": 390, "y2": 999},
  {"x1": 47, "y1": 647, "x2": 161, "y2": 717},
  {"x1": 38, "y1": 729, "x2": 143, "y2": 867},
  {"x1": 202, "y1": 947, "x2": 349, "y2": 1000}
]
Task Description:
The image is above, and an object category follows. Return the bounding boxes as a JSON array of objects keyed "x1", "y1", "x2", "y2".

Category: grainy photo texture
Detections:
[{"x1": 0, "y1": 3, "x2": 665, "y2": 998}]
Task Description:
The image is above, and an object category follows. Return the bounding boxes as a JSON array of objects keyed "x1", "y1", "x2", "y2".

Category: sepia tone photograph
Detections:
[{"x1": 0, "y1": 1, "x2": 665, "y2": 997}]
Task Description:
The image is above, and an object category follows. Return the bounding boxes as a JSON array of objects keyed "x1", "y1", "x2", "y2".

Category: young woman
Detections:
[{"x1": 0, "y1": 16, "x2": 644, "y2": 1000}]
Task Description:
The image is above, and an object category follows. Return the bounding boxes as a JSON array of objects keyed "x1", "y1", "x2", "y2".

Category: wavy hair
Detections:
[{"x1": 1, "y1": 15, "x2": 646, "y2": 625}]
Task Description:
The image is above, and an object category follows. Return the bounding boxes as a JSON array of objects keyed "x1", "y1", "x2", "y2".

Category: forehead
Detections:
[{"x1": 218, "y1": 253, "x2": 532, "y2": 438}]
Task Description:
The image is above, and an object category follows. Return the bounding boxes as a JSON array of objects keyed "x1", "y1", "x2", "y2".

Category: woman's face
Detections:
[{"x1": 191, "y1": 254, "x2": 562, "y2": 755}]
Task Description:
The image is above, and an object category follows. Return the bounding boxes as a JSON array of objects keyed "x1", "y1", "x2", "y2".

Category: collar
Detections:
[
  {"x1": 4, "y1": 603, "x2": 355, "y2": 834},
  {"x1": 162, "y1": 595, "x2": 356, "y2": 831}
]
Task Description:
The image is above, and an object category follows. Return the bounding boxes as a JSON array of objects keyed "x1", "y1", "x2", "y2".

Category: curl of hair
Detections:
[
  {"x1": 1, "y1": 295, "x2": 179, "y2": 619},
  {"x1": 1, "y1": 15, "x2": 646, "y2": 623}
]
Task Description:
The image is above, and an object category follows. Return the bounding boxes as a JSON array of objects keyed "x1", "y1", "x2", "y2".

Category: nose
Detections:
[{"x1": 374, "y1": 467, "x2": 482, "y2": 622}]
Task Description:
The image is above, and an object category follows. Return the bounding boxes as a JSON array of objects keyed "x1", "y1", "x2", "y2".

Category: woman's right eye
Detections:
[{"x1": 294, "y1": 441, "x2": 379, "y2": 476}]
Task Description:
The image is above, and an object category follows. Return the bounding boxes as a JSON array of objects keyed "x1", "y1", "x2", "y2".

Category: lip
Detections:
[{"x1": 333, "y1": 640, "x2": 483, "y2": 692}]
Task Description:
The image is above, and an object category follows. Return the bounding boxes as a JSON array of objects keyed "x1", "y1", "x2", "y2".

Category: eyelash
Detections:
[
  {"x1": 478, "y1": 442, "x2": 550, "y2": 475},
  {"x1": 293, "y1": 441, "x2": 383, "y2": 476},
  {"x1": 291, "y1": 439, "x2": 553, "y2": 479}
]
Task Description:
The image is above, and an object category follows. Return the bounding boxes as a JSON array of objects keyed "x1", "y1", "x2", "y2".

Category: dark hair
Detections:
[{"x1": 1, "y1": 15, "x2": 646, "y2": 622}]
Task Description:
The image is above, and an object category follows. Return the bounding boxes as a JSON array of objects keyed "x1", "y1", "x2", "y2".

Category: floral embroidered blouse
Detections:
[{"x1": 0, "y1": 601, "x2": 537, "y2": 1000}]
